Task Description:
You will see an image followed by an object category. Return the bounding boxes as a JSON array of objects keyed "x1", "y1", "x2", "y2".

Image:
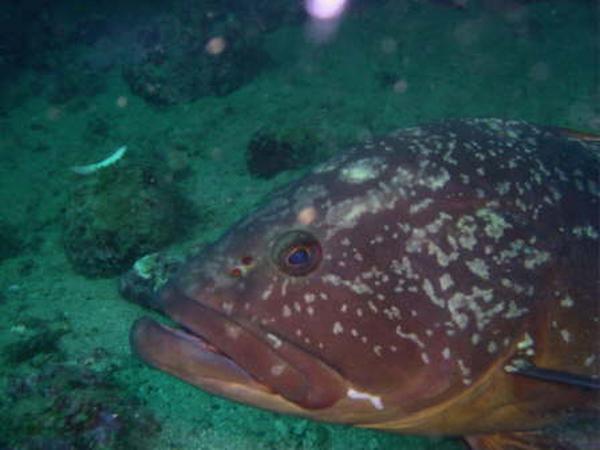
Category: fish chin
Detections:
[{"x1": 131, "y1": 285, "x2": 349, "y2": 413}]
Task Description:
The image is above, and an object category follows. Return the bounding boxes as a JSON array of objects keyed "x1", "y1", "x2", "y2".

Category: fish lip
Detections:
[
  {"x1": 143, "y1": 283, "x2": 348, "y2": 410},
  {"x1": 178, "y1": 324, "x2": 221, "y2": 353},
  {"x1": 131, "y1": 317, "x2": 264, "y2": 389}
]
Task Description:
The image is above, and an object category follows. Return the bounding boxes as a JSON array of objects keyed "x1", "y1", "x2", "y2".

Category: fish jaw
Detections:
[
  {"x1": 131, "y1": 317, "x2": 268, "y2": 393},
  {"x1": 131, "y1": 284, "x2": 352, "y2": 414},
  {"x1": 131, "y1": 317, "x2": 307, "y2": 415}
]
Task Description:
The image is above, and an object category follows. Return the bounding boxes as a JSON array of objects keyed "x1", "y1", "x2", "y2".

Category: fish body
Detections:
[{"x1": 131, "y1": 119, "x2": 599, "y2": 449}]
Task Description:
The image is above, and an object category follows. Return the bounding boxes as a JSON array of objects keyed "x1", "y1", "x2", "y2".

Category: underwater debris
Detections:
[
  {"x1": 246, "y1": 126, "x2": 322, "y2": 179},
  {"x1": 70, "y1": 145, "x2": 127, "y2": 175},
  {"x1": 122, "y1": 14, "x2": 268, "y2": 106}
]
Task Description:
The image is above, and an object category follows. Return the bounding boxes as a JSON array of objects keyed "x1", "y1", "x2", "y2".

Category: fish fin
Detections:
[{"x1": 506, "y1": 359, "x2": 600, "y2": 390}]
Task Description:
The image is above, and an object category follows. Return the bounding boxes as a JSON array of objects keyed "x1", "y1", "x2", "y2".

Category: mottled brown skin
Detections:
[{"x1": 131, "y1": 119, "x2": 599, "y2": 449}]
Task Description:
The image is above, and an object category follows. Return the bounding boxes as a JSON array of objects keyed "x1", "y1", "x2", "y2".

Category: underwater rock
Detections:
[
  {"x1": 62, "y1": 161, "x2": 191, "y2": 278},
  {"x1": 246, "y1": 126, "x2": 321, "y2": 179},
  {"x1": 122, "y1": 14, "x2": 268, "y2": 106},
  {"x1": 1, "y1": 360, "x2": 160, "y2": 450}
]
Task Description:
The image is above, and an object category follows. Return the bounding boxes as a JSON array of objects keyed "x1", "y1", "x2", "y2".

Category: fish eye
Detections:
[
  {"x1": 272, "y1": 230, "x2": 322, "y2": 276},
  {"x1": 287, "y1": 246, "x2": 310, "y2": 265}
]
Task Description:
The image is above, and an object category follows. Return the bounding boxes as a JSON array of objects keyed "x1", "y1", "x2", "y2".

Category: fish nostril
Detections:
[
  {"x1": 229, "y1": 256, "x2": 255, "y2": 278},
  {"x1": 229, "y1": 267, "x2": 242, "y2": 278}
]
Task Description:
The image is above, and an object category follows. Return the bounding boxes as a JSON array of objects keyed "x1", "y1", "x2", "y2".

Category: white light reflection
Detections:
[
  {"x1": 304, "y1": 0, "x2": 349, "y2": 43},
  {"x1": 305, "y1": 0, "x2": 347, "y2": 20}
]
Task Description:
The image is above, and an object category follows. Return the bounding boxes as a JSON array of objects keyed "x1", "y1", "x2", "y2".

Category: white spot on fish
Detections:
[
  {"x1": 304, "y1": 293, "x2": 316, "y2": 304},
  {"x1": 270, "y1": 363, "x2": 286, "y2": 376},
  {"x1": 297, "y1": 206, "x2": 318, "y2": 225},
  {"x1": 423, "y1": 278, "x2": 445, "y2": 307},
  {"x1": 221, "y1": 301, "x2": 234, "y2": 315},
  {"x1": 572, "y1": 225, "x2": 599, "y2": 240},
  {"x1": 340, "y1": 157, "x2": 386, "y2": 184},
  {"x1": 347, "y1": 388, "x2": 384, "y2": 410},
  {"x1": 225, "y1": 324, "x2": 242, "y2": 340},
  {"x1": 560, "y1": 295, "x2": 574, "y2": 308},
  {"x1": 281, "y1": 279, "x2": 289, "y2": 297},
  {"x1": 517, "y1": 333, "x2": 535, "y2": 352},
  {"x1": 266, "y1": 333, "x2": 282, "y2": 349},
  {"x1": 422, "y1": 167, "x2": 450, "y2": 191},
  {"x1": 395, "y1": 325, "x2": 425, "y2": 348},
  {"x1": 523, "y1": 248, "x2": 550, "y2": 270},
  {"x1": 476, "y1": 207, "x2": 511, "y2": 240},
  {"x1": 442, "y1": 347, "x2": 451, "y2": 359},
  {"x1": 409, "y1": 198, "x2": 434, "y2": 215},
  {"x1": 261, "y1": 284, "x2": 273, "y2": 301},
  {"x1": 457, "y1": 359, "x2": 472, "y2": 386},
  {"x1": 466, "y1": 258, "x2": 490, "y2": 280},
  {"x1": 439, "y1": 273, "x2": 454, "y2": 291},
  {"x1": 333, "y1": 321, "x2": 344, "y2": 335},
  {"x1": 504, "y1": 301, "x2": 529, "y2": 319}
]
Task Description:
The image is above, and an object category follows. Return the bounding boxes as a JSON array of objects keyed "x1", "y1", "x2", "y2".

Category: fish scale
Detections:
[{"x1": 131, "y1": 118, "x2": 599, "y2": 449}]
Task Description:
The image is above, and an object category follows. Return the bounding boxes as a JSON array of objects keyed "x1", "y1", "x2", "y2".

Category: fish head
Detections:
[{"x1": 131, "y1": 147, "x2": 472, "y2": 426}]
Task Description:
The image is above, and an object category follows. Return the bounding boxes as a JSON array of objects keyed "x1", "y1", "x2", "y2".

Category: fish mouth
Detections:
[{"x1": 130, "y1": 284, "x2": 347, "y2": 412}]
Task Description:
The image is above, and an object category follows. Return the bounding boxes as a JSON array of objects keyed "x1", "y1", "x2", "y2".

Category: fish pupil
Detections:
[{"x1": 288, "y1": 247, "x2": 310, "y2": 265}]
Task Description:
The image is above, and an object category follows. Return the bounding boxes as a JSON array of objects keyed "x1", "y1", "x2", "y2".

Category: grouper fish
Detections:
[{"x1": 131, "y1": 119, "x2": 600, "y2": 449}]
